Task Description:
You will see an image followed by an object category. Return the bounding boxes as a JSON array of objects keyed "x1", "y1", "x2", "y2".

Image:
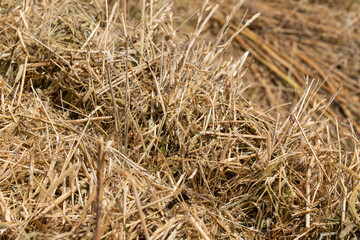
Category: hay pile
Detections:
[
  {"x1": 212, "y1": 0, "x2": 360, "y2": 135},
  {"x1": 0, "y1": 0, "x2": 359, "y2": 239}
]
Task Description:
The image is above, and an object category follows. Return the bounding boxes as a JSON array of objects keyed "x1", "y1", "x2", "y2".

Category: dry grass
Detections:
[
  {"x1": 0, "y1": 0, "x2": 359, "y2": 239},
  {"x1": 211, "y1": 0, "x2": 360, "y2": 136}
]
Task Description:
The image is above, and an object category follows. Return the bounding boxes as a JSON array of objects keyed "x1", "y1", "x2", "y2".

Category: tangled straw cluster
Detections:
[{"x1": 0, "y1": 0, "x2": 359, "y2": 239}]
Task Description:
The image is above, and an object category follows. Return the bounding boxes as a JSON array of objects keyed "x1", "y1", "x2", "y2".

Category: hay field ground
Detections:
[{"x1": 0, "y1": 0, "x2": 359, "y2": 239}]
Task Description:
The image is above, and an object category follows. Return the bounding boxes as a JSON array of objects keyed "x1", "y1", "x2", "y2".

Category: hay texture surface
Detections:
[
  {"x1": 0, "y1": 0, "x2": 359, "y2": 239},
  {"x1": 211, "y1": 0, "x2": 360, "y2": 135}
]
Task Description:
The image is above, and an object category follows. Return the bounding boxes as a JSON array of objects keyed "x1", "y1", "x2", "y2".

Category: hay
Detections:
[
  {"x1": 0, "y1": 0, "x2": 359, "y2": 239},
  {"x1": 212, "y1": 0, "x2": 360, "y2": 136}
]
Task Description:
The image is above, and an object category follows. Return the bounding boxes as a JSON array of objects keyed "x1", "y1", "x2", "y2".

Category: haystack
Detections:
[{"x1": 0, "y1": 0, "x2": 359, "y2": 239}]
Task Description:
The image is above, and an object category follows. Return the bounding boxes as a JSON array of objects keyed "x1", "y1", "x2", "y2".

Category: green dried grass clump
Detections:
[{"x1": 0, "y1": 0, "x2": 359, "y2": 239}]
